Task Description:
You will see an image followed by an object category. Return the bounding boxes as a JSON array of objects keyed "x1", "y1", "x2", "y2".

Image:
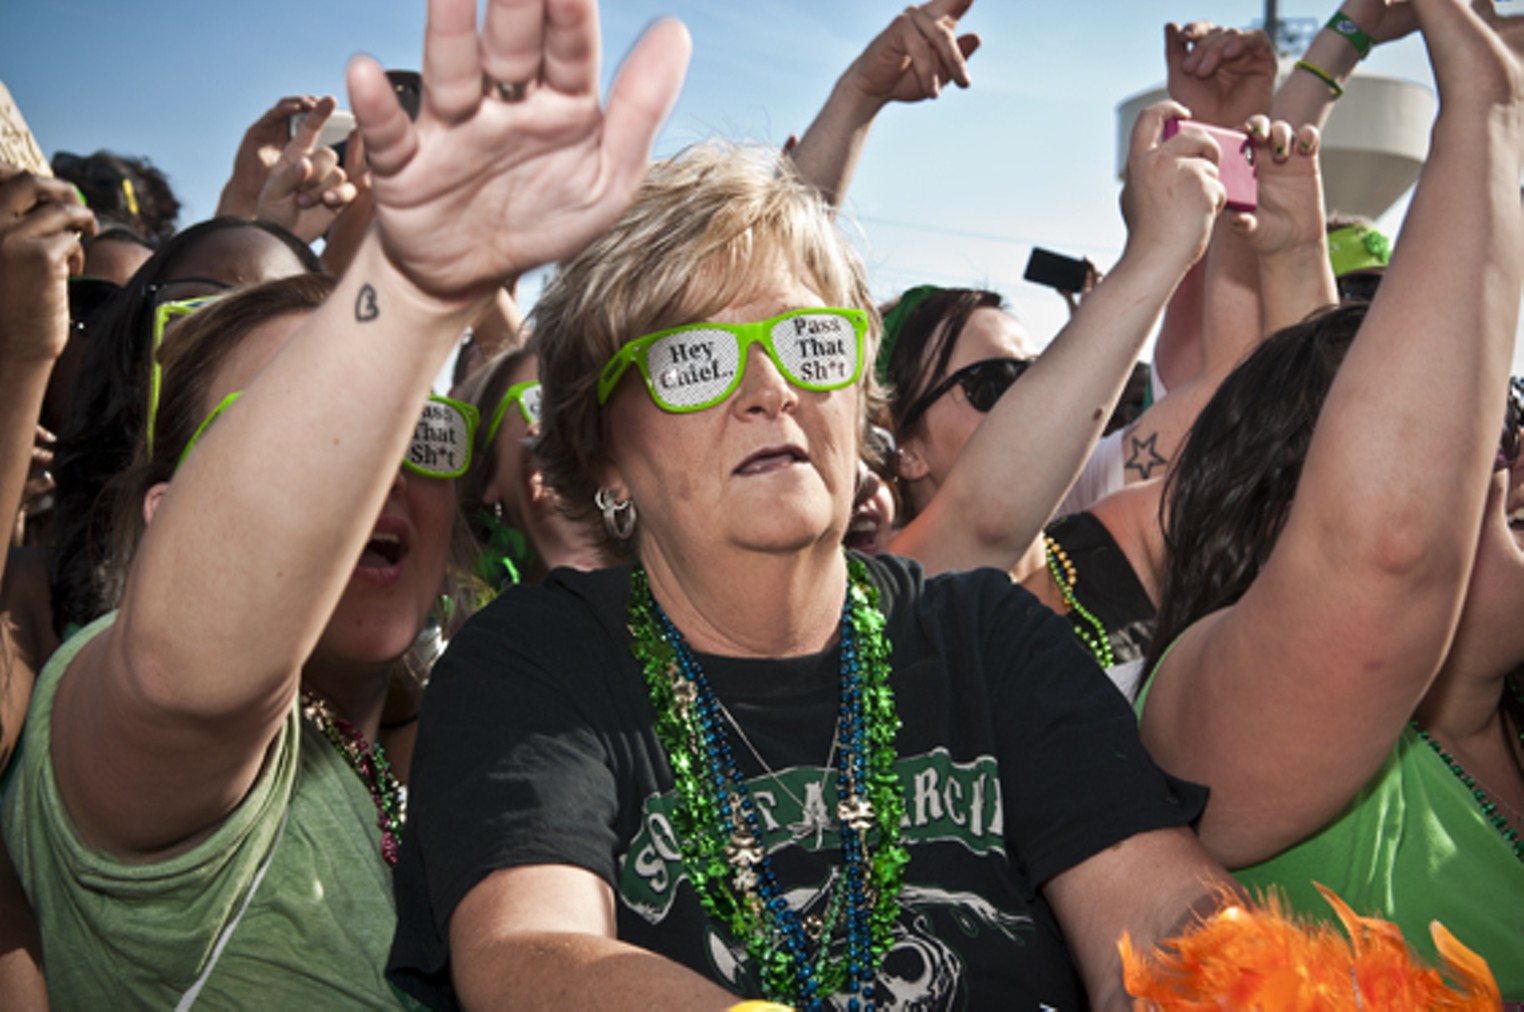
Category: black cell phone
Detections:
[{"x1": 1023, "y1": 247, "x2": 1090, "y2": 293}]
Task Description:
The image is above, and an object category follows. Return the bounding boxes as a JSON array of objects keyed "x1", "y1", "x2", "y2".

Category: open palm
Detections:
[{"x1": 349, "y1": 0, "x2": 690, "y2": 300}]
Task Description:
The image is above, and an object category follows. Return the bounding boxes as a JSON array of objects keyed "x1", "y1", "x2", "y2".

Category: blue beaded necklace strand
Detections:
[{"x1": 628, "y1": 556, "x2": 908, "y2": 1010}]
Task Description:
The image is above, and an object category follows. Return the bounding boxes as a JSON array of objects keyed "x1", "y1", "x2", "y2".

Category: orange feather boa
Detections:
[{"x1": 1119, "y1": 883, "x2": 1500, "y2": 1010}]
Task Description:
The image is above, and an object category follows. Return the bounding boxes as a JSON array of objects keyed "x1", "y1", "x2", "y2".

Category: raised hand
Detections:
[
  {"x1": 0, "y1": 165, "x2": 95, "y2": 365},
  {"x1": 254, "y1": 96, "x2": 358, "y2": 243},
  {"x1": 1414, "y1": 0, "x2": 1524, "y2": 103},
  {"x1": 347, "y1": 0, "x2": 690, "y2": 300},
  {"x1": 0, "y1": 167, "x2": 91, "y2": 551},
  {"x1": 839, "y1": 0, "x2": 980, "y2": 105},
  {"x1": 1120, "y1": 102, "x2": 1227, "y2": 273},
  {"x1": 1232, "y1": 117, "x2": 1326, "y2": 256},
  {"x1": 1059, "y1": 260, "x2": 1101, "y2": 317},
  {"x1": 1166, "y1": 22, "x2": 1275, "y2": 129},
  {"x1": 216, "y1": 95, "x2": 320, "y2": 218}
]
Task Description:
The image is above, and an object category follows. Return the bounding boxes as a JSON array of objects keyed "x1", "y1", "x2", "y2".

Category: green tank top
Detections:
[
  {"x1": 1, "y1": 614, "x2": 406, "y2": 1008},
  {"x1": 1136, "y1": 674, "x2": 1523, "y2": 999},
  {"x1": 1234, "y1": 726, "x2": 1522, "y2": 999}
]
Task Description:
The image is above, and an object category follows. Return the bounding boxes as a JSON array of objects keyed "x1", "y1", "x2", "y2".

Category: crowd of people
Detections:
[{"x1": 1, "y1": 0, "x2": 1521, "y2": 1007}]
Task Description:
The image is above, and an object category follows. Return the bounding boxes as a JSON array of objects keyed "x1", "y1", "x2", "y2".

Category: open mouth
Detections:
[
  {"x1": 1509, "y1": 505, "x2": 1524, "y2": 532},
  {"x1": 355, "y1": 519, "x2": 411, "y2": 584},
  {"x1": 735, "y1": 445, "x2": 808, "y2": 476},
  {"x1": 360, "y1": 531, "x2": 405, "y2": 568},
  {"x1": 842, "y1": 515, "x2": 884, "y2": 554}
]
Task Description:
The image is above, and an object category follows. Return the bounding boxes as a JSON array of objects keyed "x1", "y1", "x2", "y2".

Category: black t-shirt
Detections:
[{"x1": 387, "y1": 553, "x2": 1205, "y2": 1009}]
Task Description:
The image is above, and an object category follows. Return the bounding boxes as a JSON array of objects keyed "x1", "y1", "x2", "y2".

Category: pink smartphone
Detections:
[{"x1": 1162, "y1": 118, "x2": 1257, "y2": 212}]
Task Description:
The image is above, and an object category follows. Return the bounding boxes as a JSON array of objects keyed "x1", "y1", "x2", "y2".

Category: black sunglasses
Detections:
[{"x1": 901, "y1": 357, "x2": 1033, "y2": 431}]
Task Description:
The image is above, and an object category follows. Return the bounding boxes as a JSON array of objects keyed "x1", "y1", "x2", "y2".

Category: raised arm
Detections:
[
  {"x1": 51, "y1": 0, "x2": 691, "y2": 858},
  {"x1": 789, "y1": 0, "x2": 978, "y2": 208},
  {"x1": 252, "y1": 96, "x2": 359, "y2": 244},
  {"x1": 1113, "y1": 24, "x2": 1275, "y2": 487},
  {"x1": 215, "y1": 95, "x2": 321, "y2": 219},
  {"x1": 1147, "y1": 22, "x2": 1276, "y2": 396},
  {"x1": 0, "y1": 161, "x2": 92, "y2": 1010},
  {"x1": 1272, "y1": 0, "x2": 1418, "y2": 128},
  {"x1": 1120, "y1": 112, "x2": 1333, "y2": 491},
  {"x1": 1237, "y1": 116, "x2": 1338, "y2": 334},
  {"x1": 888, "y1": 100, "x2": 1223, "y2": 575},
  {"x1": 1143, "y1": 0, "x2": 1524, "y2": 867},
  {"x1": 0, "y1": 165, "x2": 93, "y2": 765}
]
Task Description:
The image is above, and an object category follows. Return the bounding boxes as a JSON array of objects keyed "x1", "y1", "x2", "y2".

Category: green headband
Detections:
[
  {"x1": 876, "y1": 284, "x2": 942, "y2": 385},
  {"x1": 1327, "y1": 225, "x2": 1391, "y2": 278}
]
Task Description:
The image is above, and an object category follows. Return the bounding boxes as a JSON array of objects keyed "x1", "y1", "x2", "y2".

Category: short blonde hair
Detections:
[{"x1": 534, "y1": 141, "x2": 882, "y2": 558}]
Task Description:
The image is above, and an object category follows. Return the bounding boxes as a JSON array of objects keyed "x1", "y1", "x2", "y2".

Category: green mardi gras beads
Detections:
[{"x1": 627, "y1": 557, "x2": 908, "y2": 1006}]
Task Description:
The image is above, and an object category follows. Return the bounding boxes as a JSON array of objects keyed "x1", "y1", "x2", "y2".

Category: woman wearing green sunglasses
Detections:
[
  {"x1": 387, "y1": 133, "x2": 1242, "y2": 1006},
  {"x1": 0, "y1": 0, "x2": 688, "y2": 1004}
]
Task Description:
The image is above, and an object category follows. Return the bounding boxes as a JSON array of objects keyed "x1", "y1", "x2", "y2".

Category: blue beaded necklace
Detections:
[{"x1": 628, "y1": 556, "x2": 908, "y2": 1010}]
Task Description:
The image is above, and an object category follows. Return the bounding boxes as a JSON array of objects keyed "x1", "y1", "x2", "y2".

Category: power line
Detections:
[{"x1": 851, "y1": 212, "x2": 1122, "y2": 260}]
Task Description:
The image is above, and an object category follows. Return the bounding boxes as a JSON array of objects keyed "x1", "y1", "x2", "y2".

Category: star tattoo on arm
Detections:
[{"x1": 1125, "y1": 431, "x2": 1169, "y2": 480}]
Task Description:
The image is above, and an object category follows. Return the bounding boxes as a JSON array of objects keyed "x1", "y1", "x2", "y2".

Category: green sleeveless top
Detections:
[
  {"x1": 1233, "y1": 726, "x2": 1522, "y2": 999},
  {"x1": 1136, "y1": 673, "x2": 1523, "y2": 1000}
]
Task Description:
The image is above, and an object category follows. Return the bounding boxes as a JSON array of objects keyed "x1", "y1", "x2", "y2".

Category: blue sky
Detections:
[{"x1": 4, "y1": 1, "x2": 1447, "y2": 366}]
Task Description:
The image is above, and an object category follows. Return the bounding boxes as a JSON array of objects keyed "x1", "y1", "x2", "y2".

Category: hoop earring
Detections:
[{"x1": 594, "y1": 487, "x2": 637, "y2": 541}]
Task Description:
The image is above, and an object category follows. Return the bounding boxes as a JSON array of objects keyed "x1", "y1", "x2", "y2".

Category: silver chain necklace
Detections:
[{"x1": 714, "y1": 697, "x2": 840, "y2": 844}]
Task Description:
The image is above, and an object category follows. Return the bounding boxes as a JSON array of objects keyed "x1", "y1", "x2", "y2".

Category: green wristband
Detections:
[{"x1": 1326, "y1": 11, "x2": 1373, "y2": 60}]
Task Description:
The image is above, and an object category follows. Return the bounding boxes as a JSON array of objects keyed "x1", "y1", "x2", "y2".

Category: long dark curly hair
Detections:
[
  {"x1": 1154, "y1": 303, "x2": 1524, "y2": 780},
  {"x1": 1143, "y1": 302, "x2": 1366, "y2": 681}
]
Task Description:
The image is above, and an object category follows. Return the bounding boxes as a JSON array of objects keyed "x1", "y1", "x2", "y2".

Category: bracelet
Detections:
[
  {"x1": 1295, "y1": 59, "x2": 1345, "y2": 99},
  {"x1": 728, "y1": 1004, "x2": 794, "y2": 1012},
  {"x1": 1325, "y1": 11, "x2": 1373, "y2": 59}
]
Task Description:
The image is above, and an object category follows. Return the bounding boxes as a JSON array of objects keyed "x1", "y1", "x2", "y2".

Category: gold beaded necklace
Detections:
[{"x1": 1043, "y1": 534, "x2": 1115, "y2": 669}]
